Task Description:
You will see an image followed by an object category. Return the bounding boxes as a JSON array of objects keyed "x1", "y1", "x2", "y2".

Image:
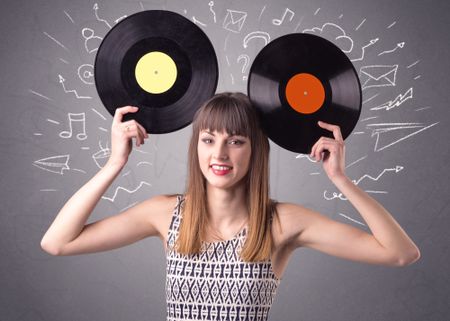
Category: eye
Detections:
[
  {"x1": 230, "y1": 139, "x2": 244, "y2": 145},
  {"x1": 201, "y1": 138, "x2": 213, "y2": 144}
]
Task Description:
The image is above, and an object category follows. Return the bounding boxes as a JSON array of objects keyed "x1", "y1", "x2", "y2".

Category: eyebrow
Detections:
[{"x1": 201, "y1": 130, "x2": 246, "y2": 138}]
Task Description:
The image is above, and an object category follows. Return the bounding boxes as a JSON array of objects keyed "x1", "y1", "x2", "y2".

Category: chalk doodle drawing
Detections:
[
  {"x1": 324, "y1": 166, "x2": 404, "y2": 201},
  {"x1": 58, "y1": 75, "x2": 92, "y2": 99},
  {"x1": 366, "y1": 122, "x2": 439, "y2": 152},
  {"x1": 63, "y1": 10, "x2": 74, "y2": 24},
  {"x1": 43, "y1": 31, "x2": 69, "y2": 52},
  {"x1": 102, "y1": 181, "x2": 152, "y2": 202},
  {"x1": 29, "y1": 89, "x2": 52, "y2": 101},
  {"x1": 303, "y1": 23, "x2": 354, "y2": 53},
  {"x1": 223, "y1": 9, "x2": 247, "y2": 33},
  {"x1": 59, "y1": 113, "x2": 87, "y2": 140},
  {"x1": 370, "y1": 88, "x2": 413, "y2": 111},
  {"x1": 93, "y1": 3, "x2": 127, "y2": 28},
  {"x1": 355, "y1": 18, "x2": 366, "y2": 31},
  {"x1": 208, "y1": 1, "x2": 216, "y2": 23},
  {"x1": 33, "y1": 2, "x2": 439, "y2": 222},
  {"x1": 378, "y1": 41, "x2": 405, "y2": 56},
  {"x1": 192, "y1": 16, "x2": 207, "y2": 27},
  {"x1": 272, "y1": 8, "x2": 295, "y2": 26},
  {"x1": 243, "y1": 31, "x2": 270, "y2": 48},
  {"x1": 92, "y1": 141, "x2": 111, "y2": 169},
  {"x1": 77, "y1": 64, "x2": 95, "y2": 85},
  {"x1": 351, "y1": 38, "x2": 379, "y2": 62},
  {"x1": 33, "y1": 155, "x2": 70, "y2": 175},
  {"x1": 237, "y1": 54, "x2": 250, "y2": 80},
  {"x1": 82, "y1": 27, "x2": 103, "y2": 54},
  {"x1": 359, "y1": 65, "x2": 398, "y2": 90}
]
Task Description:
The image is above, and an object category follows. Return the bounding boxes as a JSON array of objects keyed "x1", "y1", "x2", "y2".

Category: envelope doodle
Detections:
[
  {"x1": 359, "y1": 64, "x2": 398, "y2": 90},
  {"x1": 223, "y1": 9, "x2": 247, "y2": 33}
]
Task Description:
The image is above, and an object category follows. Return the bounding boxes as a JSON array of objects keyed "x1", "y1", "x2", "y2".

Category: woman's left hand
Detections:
[{"x1": 309, "y1": 121, "x2": 346, "y2": 180}]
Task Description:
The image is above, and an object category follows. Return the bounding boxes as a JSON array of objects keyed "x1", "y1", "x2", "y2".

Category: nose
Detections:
[{"x1": 213, "y1": 142, "x2": 229, "y2": 160}]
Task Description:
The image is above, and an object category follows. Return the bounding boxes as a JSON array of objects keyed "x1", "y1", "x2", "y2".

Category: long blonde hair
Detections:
[{"x1": 176, "y1": 92, "x2": 277, "y2": 262}]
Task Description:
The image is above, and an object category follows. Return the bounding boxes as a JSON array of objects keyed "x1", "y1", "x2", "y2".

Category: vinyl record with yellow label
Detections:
[
  {"x1": 248, "y1": 33, "x2": 361, "y2": 153},
  {"x1": 95, "y1": 10, "x2": 218, "y2": 134}
]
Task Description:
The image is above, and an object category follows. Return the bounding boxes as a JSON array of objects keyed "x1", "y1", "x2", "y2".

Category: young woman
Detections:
[{"x1": 41, "y1": 92, "x2": 420, "y2": 321}]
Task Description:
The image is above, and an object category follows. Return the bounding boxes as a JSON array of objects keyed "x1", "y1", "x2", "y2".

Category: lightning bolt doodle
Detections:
[{"x1": 370, "y1": 88, "x2": 413, "y2": 111}]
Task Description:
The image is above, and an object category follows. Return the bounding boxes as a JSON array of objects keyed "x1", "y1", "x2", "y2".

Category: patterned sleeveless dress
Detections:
[{"x1": 165, "y1": 195, "x2": 281, "y2": 321}]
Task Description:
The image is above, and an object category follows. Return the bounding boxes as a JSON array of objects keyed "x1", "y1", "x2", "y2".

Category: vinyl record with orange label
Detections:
[
  {"x1": 95, "y1": 10, "x2": 218, "y2": 134},
  {"x1": 247, "y1": 33, "x2": 361, "y2": 153}
]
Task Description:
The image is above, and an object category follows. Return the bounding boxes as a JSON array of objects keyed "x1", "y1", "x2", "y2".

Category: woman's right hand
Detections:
[{"x1": 108, "y1": 106, "x2": 149, "y2": 167}]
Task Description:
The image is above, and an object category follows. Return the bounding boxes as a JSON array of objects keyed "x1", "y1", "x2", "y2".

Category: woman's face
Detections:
[{"x1": 197, "y1": 129, "x2": 251, "y2": 191}]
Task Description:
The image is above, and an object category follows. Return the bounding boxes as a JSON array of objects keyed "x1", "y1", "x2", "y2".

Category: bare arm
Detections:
[
  {"x1": 280, "y1": 121, "x2": 420, "y2": 267},
  {"x1": 40, "y1": 106, "x2": 151, "y2": 255},
  {"x1": 40, "y1": 161, "x2": 124, "y2": 255},
  {"x1": 287, "y1": 177, "x2": 420, "y2": 267}
]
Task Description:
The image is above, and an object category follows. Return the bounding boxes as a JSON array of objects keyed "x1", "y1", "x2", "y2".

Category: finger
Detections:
[
  {"x1": 113, "y1": 106, "x2": 139, "y2": 124},
  {"x1": 132, "y1": 122, "x2": 147, "y2": 145},
  {"x1": 123, "y1": 120, "x2": 148, "y2": 142},
  {"x1": 317, "y1": 121, "x2": 344, "y2": 142},
  {"x1": 135, "y1": 122, "x2": 149, "y2": 139},
  {"x1": 122, "y1": 121, "x2": 144, "y2": 146},
  {"x1": 310, "y1": 141, "x2": 319, "y2": 160},
  {"x1": 314, "y1": 141, "x2": 335, "y2": 161},
  {"x1": 313, "y1": 139, "x2": 339, "y2": 161},
  {"x1": 310, "y1": 137, "x2": 335, "y2": 159}
]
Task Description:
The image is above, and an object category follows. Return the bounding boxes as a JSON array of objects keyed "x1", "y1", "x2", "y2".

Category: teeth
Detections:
[{"x1": 212, "y1": 165, "x2": 232, "y2": 170}]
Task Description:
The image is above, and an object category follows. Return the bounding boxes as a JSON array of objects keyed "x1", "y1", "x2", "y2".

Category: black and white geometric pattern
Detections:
[{"x1": 165, "y1": 195, "x2": 281, "y2": 321}]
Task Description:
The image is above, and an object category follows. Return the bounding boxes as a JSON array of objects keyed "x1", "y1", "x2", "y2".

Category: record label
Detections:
[
  {"x1": 285, "y1": 73, "x2": 325, "y2": 114},
  {"x1": 135, "y1": 51, "x2": 178, "y2": 94}
]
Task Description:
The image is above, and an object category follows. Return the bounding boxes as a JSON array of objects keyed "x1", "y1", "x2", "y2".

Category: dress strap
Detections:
[{"x1": 166, "y1": 194, "x2": 184, "y2": 250}]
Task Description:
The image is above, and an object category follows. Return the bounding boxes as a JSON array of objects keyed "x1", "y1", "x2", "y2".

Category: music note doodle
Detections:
[
  {"x1": 272, "y1": 8, "x2": 294, "y2": 26},
  {"x1": 60, "y1": 112, "x2": 87, "y2": 140}
]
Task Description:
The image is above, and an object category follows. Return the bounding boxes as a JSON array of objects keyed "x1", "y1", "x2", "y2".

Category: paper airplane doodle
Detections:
[
  {"x1": 33, "y1": 155, "x2": 70, "y2": 175},
  {"x1": 366, "y1": 122, "x2": 439, "y2": 152}
]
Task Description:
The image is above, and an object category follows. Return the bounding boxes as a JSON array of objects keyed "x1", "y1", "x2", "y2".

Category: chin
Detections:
[{"x1": 206, "y1": 176, "x2": 246, "y2": 191}]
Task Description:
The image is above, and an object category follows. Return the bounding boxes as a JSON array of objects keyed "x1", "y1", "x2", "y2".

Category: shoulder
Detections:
[
  {"x1": 272, "y1": 201, "x2": 323, "y2": 249},
  {"x1": 140, "y1": 193, "x2": 183, "y2": 238},
  {"x1": 141, "y1": 193, "x2": 180, "y2": 212}
]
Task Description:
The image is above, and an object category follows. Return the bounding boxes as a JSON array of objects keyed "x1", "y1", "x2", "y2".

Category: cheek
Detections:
[
  {"x1": 197, "y1": 146, "x2": 208, "y2": 169},
  {"x1": 240, "y1": 148, "x2": 252, "y2": 169}
]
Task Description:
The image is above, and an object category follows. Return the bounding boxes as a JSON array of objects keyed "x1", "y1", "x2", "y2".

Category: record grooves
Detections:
[
  {"x1": 248, "y1": 33, "x2": 362, "y2": 153},
  {"x1": 95, "y1": 10, "x2": 218, "y2": 134}
]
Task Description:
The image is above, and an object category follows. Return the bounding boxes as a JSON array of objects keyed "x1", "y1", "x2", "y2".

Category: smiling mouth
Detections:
[{"x1": 210, "y1": 165, "x2": 233, "y2": 170}]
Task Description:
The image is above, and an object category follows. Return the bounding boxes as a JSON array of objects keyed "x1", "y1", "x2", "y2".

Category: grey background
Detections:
[{"x1": 1, "y1": 0, "x2": 449, "y2": 320}]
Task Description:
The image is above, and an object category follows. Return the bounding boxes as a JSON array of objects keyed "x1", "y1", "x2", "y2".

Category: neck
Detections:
[{"x1": 205, "y1": 182, "x2": 248, "y2": 228}]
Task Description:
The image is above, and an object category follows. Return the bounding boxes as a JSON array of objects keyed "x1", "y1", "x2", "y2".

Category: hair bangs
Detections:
[{"x1": 195, "y1": 96, "x2": 252, "y2": 138}]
